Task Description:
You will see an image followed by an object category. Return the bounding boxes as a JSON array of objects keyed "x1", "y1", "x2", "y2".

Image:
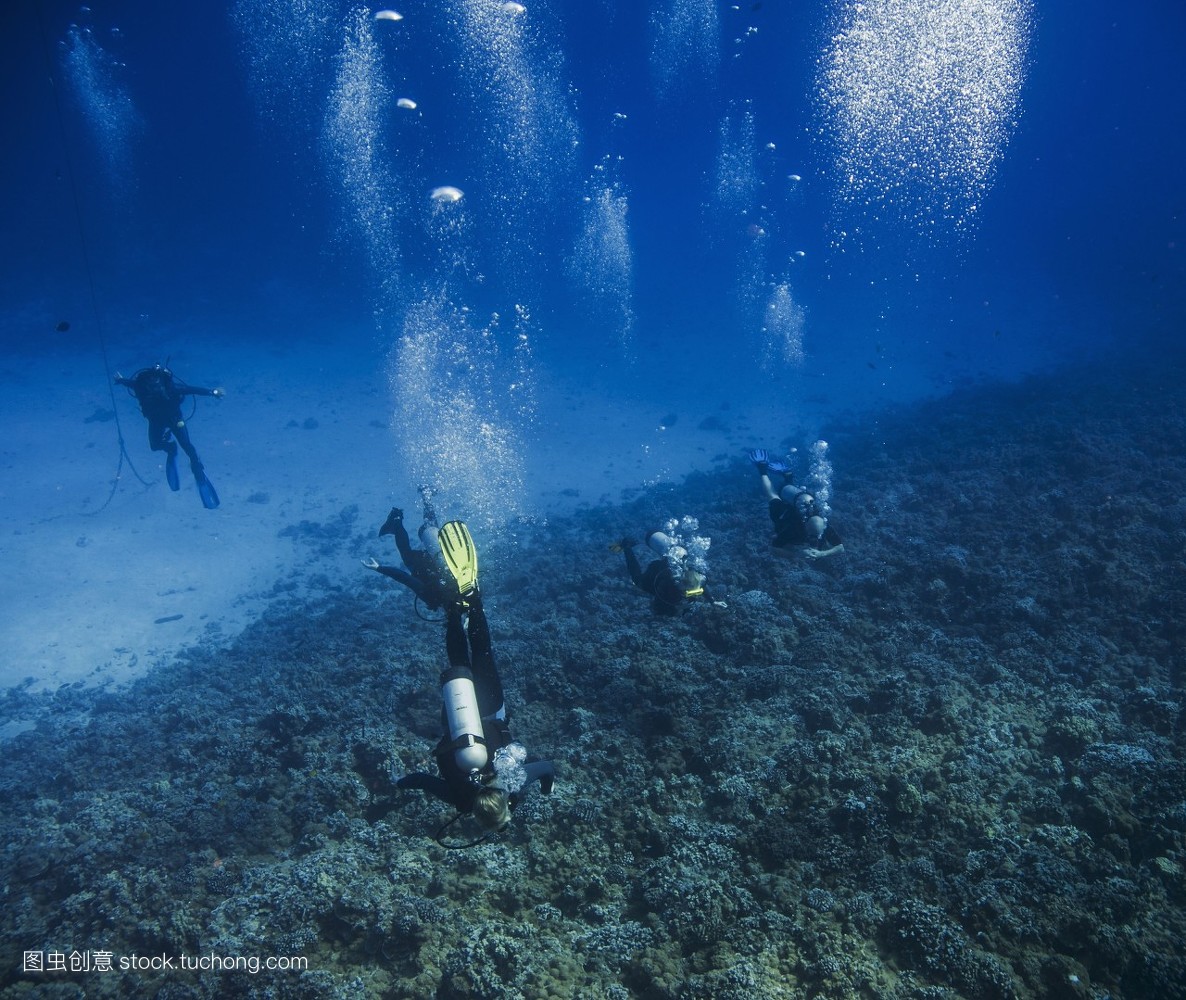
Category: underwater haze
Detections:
[{"x1": 1, "y1": 1, "x2": 1185, "y2": 998}]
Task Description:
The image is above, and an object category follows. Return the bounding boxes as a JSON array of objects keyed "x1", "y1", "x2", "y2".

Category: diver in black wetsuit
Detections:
[
  {"x1": 115, "y1": 364, "x2": 224, "y2": 509},
  {"x1": 391, "y1": 521, "x2": 554, "y2": 846},
  {"x1": 616, "y1": 529, "x2": 715, "y2": 616},
  {"x1": 748, "y1": 448, "x2": 844, "y2": 559},
  {"x1": 362, "y1": 490, "x2": 451, "y2": 612}
]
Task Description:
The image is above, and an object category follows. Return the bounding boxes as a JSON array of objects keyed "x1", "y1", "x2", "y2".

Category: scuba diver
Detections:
[
  {"x1": 362, "y1": 487, "x2": 452, "y2": 614},
  {"x1": 393, "y1": 520, "x2": 554, "y2": 846},
  {"x1": 749, "y1": 448, "x2": 844, "y2": 559},
  {"x1": 115, "y1": 364, "x2": 224, "y2": 509},
  {"x1": 614, "y1": 523, "x2": 720, "y2": 615}
]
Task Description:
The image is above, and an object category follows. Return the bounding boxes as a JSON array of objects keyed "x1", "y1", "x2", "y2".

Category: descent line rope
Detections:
[{"x1": 37, "y1": 9, "x2": 153, "y2": 512}]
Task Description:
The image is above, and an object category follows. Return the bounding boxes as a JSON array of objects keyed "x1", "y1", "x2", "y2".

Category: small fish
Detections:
[{"x1": 56, "y1": 320, "x2": 71, "y2": 332}]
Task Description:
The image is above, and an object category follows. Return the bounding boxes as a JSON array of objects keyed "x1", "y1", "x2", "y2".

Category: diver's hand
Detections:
[
  {"x1": 212, "y1": 388, "x2": 226, "y2": 398},
  {"x1": 362, "y1": 557, "x2": 380, "y2": 570}
]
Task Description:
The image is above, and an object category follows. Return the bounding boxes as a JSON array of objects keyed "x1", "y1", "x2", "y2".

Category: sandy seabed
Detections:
[{"x1": 0, "y1": 326, "x2": 959, "y2": 699}]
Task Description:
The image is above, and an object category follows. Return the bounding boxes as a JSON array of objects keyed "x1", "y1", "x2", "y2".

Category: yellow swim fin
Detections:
[{"x1": 437, "y1": 519, "x2": 478, "y2": 598}]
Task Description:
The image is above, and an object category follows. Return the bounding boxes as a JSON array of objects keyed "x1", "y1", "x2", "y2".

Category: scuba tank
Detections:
[
  {"x1": 645, "y1": 529, "x2": 671, "y2": 553},
  {"x1": 646, "y1": 530, "x2": 687, "y2": 563},
  {"x1": 440, "y1": 665, "x2": 488, "y2": 773}
]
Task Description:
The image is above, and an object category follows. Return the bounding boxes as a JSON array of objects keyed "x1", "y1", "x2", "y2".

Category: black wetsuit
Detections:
[
  {"x1": 116, "y1": 367, "x2": 217, "y2": 476},
  {"x1": 375, "y1": 516, "x2": 451, "y2": 611},
  {"x1": 397, "y1": 602, "x2": 554, "y2": 813},
  {"x1": 623, "y1": 544, "x2": 703, "y2": 616},
  {"x1": 769, "y1": 497, "x2": 843, "y2": 550}
]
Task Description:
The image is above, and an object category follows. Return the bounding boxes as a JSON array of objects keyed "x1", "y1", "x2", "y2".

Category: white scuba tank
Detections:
[
  {"x1": 441, "y1": 666, "x2": 488, "y2": 772},
  {"x1": 646, "y1": 530, "x2": 672, "y2": 554},
  {"x1": 646, "y1": 531, "x2": 686, "y2": 563}
]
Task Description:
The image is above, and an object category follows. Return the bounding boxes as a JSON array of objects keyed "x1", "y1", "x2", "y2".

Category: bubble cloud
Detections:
[
  {"x1": 569, "y1": 163, "x2": 635, "y2": 350},
  {"x1": 61, "y1": 26, "x2": 144, "y2": 192},
  {"x1": 762, "y1": 282, "x2": 806, "y2": 368},
  {"x1": 231, "y1": 0, "x2": 335, "y2": 137},
  {"x1": 321, "y1": 9, "x2": 401, "y2": 292},
  {"x1": 650, "y1": 0, "x2": 720, "y2": 101},
  {"x1": 817, "y1": 0, "x2": 1032, "y2": 236},
  {"x1": 448, "y1": 0, "x2": 579, "y2": 289},
  {"x1": 389, "y1": 294, "x2": 531, "y2": 533}
]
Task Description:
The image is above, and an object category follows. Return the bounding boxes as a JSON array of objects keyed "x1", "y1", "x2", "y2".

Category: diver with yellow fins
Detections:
[
  {"x1": 392, "y1": 520, "x2": 554, "y2": 847},
  {"x1": 362, "y1": 488, "x2": 452, "y2": 615}
]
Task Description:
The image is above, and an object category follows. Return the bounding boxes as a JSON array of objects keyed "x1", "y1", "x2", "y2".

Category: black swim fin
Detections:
[
  {"x1": 378, "y1": 508, "x2": 403, "y2": 536},
  {"x1": 166, "y1": 452, "x2": 180, "y2": 491},
  {"x1": 195, "y1": 472, "x2": 220, "y2": 510}
]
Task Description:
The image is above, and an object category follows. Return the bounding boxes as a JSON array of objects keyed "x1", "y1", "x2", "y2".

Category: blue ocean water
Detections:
[{"x1": 5, "y1": 0, "x2": 1181, "y2": 386}]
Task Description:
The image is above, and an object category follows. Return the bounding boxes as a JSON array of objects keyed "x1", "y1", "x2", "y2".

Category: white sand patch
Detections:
[
  {"x1": 0, "y1": 321, "x2": 1028, "y2": 695},
  {"x1": 0, "y1": 337, "x2": 395, "y2": 693}
]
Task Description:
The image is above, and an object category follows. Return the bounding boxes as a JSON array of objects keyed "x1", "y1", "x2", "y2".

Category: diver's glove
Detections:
[
  {"x1": 361, "y1": 557, "x2": 380, "y2": 571},
  {"x1": 767, "y1": 460, "x2": 790, "y2": 475},
  {"x1": 747, "y1": 448, "x2": 769, "y2": 475}
]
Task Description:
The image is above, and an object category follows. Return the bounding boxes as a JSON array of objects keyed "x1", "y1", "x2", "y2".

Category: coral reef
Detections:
[{"x1": 2, "y1": 360, "x2": 1184, "y2": 998}]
